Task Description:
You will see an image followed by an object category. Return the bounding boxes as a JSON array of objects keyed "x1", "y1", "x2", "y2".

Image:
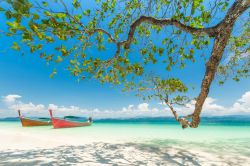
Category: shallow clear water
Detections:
[
  {"x1": 2, "y1": 121, "x2": 250, "y2": 139},
  {"x1": 1, "y1": 120, "x2": 250, "y2": 157}
]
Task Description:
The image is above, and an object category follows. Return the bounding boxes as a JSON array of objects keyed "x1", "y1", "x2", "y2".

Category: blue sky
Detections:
[{"x1": 0, "y1": 1, "x2": 249, "y2": 118}]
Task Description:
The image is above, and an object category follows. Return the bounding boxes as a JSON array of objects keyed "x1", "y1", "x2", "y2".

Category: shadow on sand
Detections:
[{"x1": 0, "y1": 141, "x2": 249, "y2": 166}]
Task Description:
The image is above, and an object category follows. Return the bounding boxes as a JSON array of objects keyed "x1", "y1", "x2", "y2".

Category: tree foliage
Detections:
[
  {"x1": 0, "y1": 0, "x2": 249, "y2": 128},
  {"x1": 217, "y1": 19, "x2": 250, "y2": 83}
]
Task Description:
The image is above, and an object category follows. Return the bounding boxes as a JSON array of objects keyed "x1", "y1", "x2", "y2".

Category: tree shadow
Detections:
[{"x1": 0, "y1": 141, "x2": 248, "y2": 166}]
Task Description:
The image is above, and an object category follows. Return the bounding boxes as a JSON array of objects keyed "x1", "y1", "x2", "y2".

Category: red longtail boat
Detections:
[
  {"x1": 18, "y1": 110, "x2": 52, "y2": 127},
  {"x1": 49, "y1": 109, "x2": 92, "y2": 129}
]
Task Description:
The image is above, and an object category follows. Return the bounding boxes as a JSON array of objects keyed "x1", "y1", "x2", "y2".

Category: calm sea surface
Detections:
[{"x1": 1, "y1": 116, "x2": 250, "y2": 157}]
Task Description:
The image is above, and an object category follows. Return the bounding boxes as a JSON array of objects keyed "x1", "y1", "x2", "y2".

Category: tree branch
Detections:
[
  {"x1": 190, "y1": 0, "x2": 250, "y2": 128},
  {"x1": 164, "y1": 99, "x2": 191, "y2": 129},
  {"x1": 123, "y1": 16, "x2": 218, "y2": 49},
  {"x1": 89, "y1": 28, "x2": 116, "y2": 43}
]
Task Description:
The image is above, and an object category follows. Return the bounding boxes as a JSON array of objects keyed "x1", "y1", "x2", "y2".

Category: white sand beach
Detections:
[{"x1": 1, "y1": 122, "x2": 250, "y2": 166}]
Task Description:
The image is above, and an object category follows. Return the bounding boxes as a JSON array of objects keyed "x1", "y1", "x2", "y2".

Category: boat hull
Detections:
[
  {"x1": 20, "y1": 117, "x2": 52, "y2": 127},
  {"x1": 51, "y1": 118, "x2": 92, "y2": 129}
]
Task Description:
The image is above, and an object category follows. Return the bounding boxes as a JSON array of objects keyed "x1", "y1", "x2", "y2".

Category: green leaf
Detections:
[
  {"x1": 30, "y1": 45, "x2": 36, "y2": 53},
  {"x1": 55, "y1": 56, "x2": 63, "y2": 63},
  {"x1": 158, "y1": 48, "x2": 164, "y2": 56},
  {"x1": 218, "y1": 81, "x2": 224, "y2": 85},
  {"x1": 83, "y1": 9, "x2": 91, "y2": 16},
  {"x1": 42, "y1": 1, "x2": 48, "y2": 7},
  {"x1": 5, "y1": 11, "x2": 12, "y2": 19},
  {"x1": 44, "y1": 11, "x2": 51, "y2": 16},
  {"x1": 32, "y1": 13, "x2": 40, "y2": 20},
  {"x1": 50, "y1": 69, "x2": 57, "y2": 78},
  {"x1": 6, "y1": 21, "x2": 20, "y2": 29},
  {"x1": 0, "y1": 7, "x2": 5, "y2": 12},
  {"x1": 55, "y1": 13, "x2": 67, "y2": 19},
  {"x1": 45, "y1": 36, "x2": 54, "y2": 42},
  {"x1": 73, "y1": 0, "x2": 81, "y2": 8},
  {"x1": 12, "y1": 42, "x2": 20, "y2": 51}
]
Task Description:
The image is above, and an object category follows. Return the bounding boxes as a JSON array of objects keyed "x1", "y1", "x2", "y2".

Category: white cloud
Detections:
[
  {"x1": 9, "y1": 102, "x2": 45, "y2": 112},
  {"x1": 138, "y1": 103, "x2": 149, "y2": 112},
  {"x1": 1, "y1": 91, "x2": 250, "y2": 118},
  {"x1": 1, "y1": 94, "x2": 46, "y2": 117},
  {"x1": 2, "y1": 94, "x2": 22, "y2": 103},
  {"x1": 238, "y1": 91, "x2": 250, "y2": 105},
  {"x1": 178, "y1": 97, "x2": 226, "y2": 116},
  {"x1": 177, "y1": 91, "x2": 250, "y2": 116},
  {"x1": 203, "y1": 98, "x2": 225, "y2": 112},
  {"x1": 227, "y1": 91, "x2": 250, "y2": 114},
  {"x1": 48, "y1": 104, "x2": 58, "y2": 110}
]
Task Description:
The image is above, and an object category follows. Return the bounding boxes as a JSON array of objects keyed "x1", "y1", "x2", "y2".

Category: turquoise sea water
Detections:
[{"x1": 1, "y1": 117, "x2": 250, "y2": 158}]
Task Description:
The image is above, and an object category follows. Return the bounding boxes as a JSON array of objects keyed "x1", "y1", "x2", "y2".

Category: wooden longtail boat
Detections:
[
  {"x1": 18, "y1": 110, "x2": 52, "y2": 127},
  {"x1": 49, "y1": 109, "x2": 92, "y2": 129}
]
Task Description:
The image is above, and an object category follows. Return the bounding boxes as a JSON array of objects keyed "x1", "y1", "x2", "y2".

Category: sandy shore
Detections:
[
  {"x1": 1, "y1": 123, "x2": 250, "y2": 166},
  {"x1": 1, "y1": 142, "x2": 250, "y2": 166}
]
